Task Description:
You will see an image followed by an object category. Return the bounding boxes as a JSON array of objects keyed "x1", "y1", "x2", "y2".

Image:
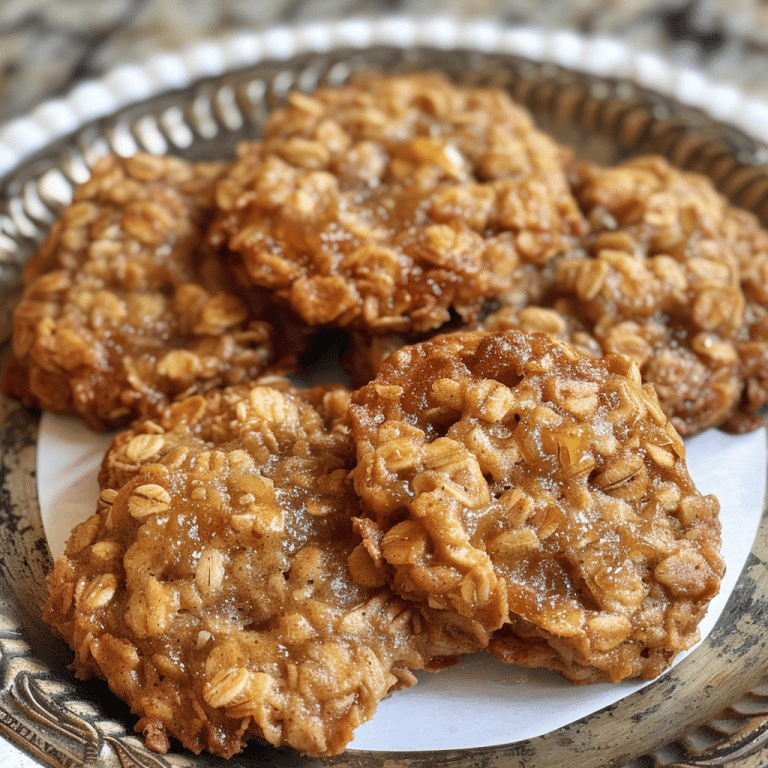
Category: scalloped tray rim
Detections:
[{"x1": 2, "y1": 17, "x2": 768, "y2": 181}]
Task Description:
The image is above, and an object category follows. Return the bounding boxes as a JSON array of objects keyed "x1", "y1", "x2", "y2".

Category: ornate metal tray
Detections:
[{"x1": 1, "y1": 17, "x2": 768, "y2": 768}]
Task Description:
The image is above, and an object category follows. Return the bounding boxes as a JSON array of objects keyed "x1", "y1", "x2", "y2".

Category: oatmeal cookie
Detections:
[
  {"x1": 340, "y1": 258, "x2": 555, "y2": 388},
  {"x1": 552, "y1": 155, "x2": 768, "y2": 435},
  {"x1": 349, "y1": 330, "x2": 724, "y2": 683},
  {"x1": 209, "y1": 72, "x2": 587, "y2": 333},
  {"x1": 386, "y1": 155, "x2": 768, "y2": 436},
  {"x1": 481, "y1": 301, "x2": 602, "y2": 358},
  {"x1": 4, "y1": 153, "x2": 278, "y2": 431},
  {"x1": 43, "y1": 381, "x2": 458, "y2": 757}
]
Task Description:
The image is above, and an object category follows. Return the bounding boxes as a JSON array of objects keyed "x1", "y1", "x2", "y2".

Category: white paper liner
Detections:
[{"x1": 37, "y1": 414, "x2": 765, "y2": 752}]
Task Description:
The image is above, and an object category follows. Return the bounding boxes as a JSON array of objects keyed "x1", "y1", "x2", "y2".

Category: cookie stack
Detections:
[{"x1": 4, "y1": 73, "x2": 746, "y2": 758}]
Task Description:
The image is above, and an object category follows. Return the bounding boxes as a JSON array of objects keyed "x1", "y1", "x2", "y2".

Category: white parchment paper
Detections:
[{"x1": 37, "y1": 415, "x2": 765, "y2": 751}]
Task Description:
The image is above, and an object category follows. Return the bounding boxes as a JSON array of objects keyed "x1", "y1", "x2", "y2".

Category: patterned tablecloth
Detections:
[
  {"x1": 1, "y1": 1, "x2": 768, "y2": 766},
  {"x1": 0, "y1": 0, "x2": 767, "y2": 124}
]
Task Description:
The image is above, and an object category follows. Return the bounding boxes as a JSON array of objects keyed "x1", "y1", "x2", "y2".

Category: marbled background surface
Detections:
[
  {"x1": 0, "y1": 1, "x2": 767, "y2": 766},
  {"x1": 1, "y1": 0, "x2": 768, "y2": 127}
]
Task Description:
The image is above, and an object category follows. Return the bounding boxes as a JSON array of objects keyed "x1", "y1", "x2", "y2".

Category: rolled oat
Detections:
[
  {"x1": 555, "y1": 155, "x2": 768, "y2": 435},
  {"x1": 209, "y1": 73, "x2": 587, "y2": 333},
  {"x1": 349, "y1": 330, "x2": 724, "y2": 683},
  {"x1": 44, "y1": 379, "x2": 452, "y2": 757},
  {"x1": 3, "y1": 153, "x2": 280, "y2": 431}
]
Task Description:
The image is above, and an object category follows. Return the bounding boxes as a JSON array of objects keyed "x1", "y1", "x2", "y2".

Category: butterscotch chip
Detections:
[
  {"x1": 349, "y1": 330, "x2": 724, "y2": 683},
  {"x1": 4, "y1": 153, "x2": 278, "y2": 431},
  {"x1": 209, "y1": 73, "x2": 587, "y2": 334},
  {"x1": 43, "y1": 381, "x2": 442, "y2": 757}
]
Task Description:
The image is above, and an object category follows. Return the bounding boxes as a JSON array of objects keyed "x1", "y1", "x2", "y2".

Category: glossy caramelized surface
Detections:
[{"x1": 350, "y1": 330, "x2": 724, "y2": 683}]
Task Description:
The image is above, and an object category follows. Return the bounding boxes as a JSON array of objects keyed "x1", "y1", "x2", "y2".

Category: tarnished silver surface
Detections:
[{"x1": 1, "y1": 24, "x2": 768, "y2": 768}]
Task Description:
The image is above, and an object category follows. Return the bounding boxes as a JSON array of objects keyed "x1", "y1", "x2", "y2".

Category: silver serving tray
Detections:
[{"x1": 1, "y1": 18, "x2": 768, "y2": 768}]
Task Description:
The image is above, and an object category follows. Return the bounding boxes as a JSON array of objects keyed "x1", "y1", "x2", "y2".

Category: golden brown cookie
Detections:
[
  {"x1": 4, "y1": 153, "x2": 278, "y2": 431},
  {"x1": 344, "y1": 154, "x2": 768, "y2": 436},
  {"x1": 209, "y1": 73, "x2": 587, "y2": 333},
  {"x1": 348, "y1": 330, "x2": 724, "y2": 683},
  {"x1": 553, "y1": 155, "x2": 768, "y2": 435},
  {"x1": 43, "y1": 381, "x2": 445, "y2": 757}
]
